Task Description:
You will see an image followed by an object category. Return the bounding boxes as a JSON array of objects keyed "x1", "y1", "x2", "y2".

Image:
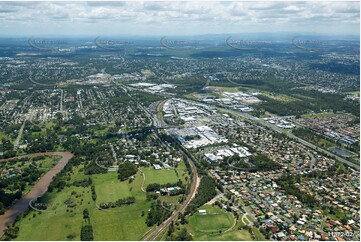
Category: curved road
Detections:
[
  {"x1": 0, "y1": 152, "x2": 74, "y2": 237},
  {"x1": 142, "y1": 101, "x2": 200, "y2": 241}
]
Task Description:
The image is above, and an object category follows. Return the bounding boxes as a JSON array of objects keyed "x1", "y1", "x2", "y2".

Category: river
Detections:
[{"x1": 0, "y1": 151, "x2": 74, "y2": 237}]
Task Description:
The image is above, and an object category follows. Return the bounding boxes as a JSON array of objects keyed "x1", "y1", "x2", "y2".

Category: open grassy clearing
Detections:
[
  {"x1": 15, "y1": 186, "x2": 93, "y2": 241},
  {"x1": 207, "y1": 86, "x2": 240, "y2": 93},
  {"x1": 91, "y1": 170, "x2": 153, "y2": 240},
  {"x1": 175, "y1": 160, "x2": 189, "y2": 183},
  {"x1": 237, "y1": 86, "x2": 262, "y2": 93},
  {"x1": 92, "y1": 199, "x2": 152, "y2": 240},
  {"x1": 31, "y1": 155, "x2": 61, "y2": 170},
  {"x1": 346, "y1": 91, "x2": 360, "y2": 96},
  {"x1": 191, "y1": 216, "x2": 266, "y2": 241},
  {"x1": 183, "y1": 93, "x2": 204, "y2": 101},
  {"x1": 143, "y1": 167, "x2": 177, "y2": 186},
  {"x1": 68, "y1": 165, "x2": 87, "y2": 183},
  {"x1": 93, "y1": 163, "x2": 190, "y2": 240},
  {"x1": 14, "y1": 166, "x2": 157, "y2": 240},
  {"x1": 192, "y1": 229, "x2": 253, "y2": 241},
  {"x1": 158, "y1": 195, "x2": 181, "y2": 204},
  {"x1": 15, "y1": 171, "x2": 154, "y2": 240},
  {"x1": 302, "y1": 112, "x2": 353, "y2": 119},
  {"x1": 252, "y1": 227, "x2": 266, "y2": 241},
  {"x1": 142, "y1": 160, "x2": 188, "y2": 186},
  {"x1": 183, "y1": 204, "x2": 265, "y2": 241},
  {"x1": 14, "y1": 159, "x2": 190, "y2": 240},
  {"x1": 92, "y1": 172, "x2": 132, "y2": 203},
  {"x1": 261, "y1": 92, "x2": 300, "y2": 102},
  {"x1": 317, "y1": 138, "x2": 336, "y2": 149},
  {"x1": 188, "y1": 205, "x2": 234, "y2": 233},
  {"x1": 86, "y1": 122, "x2": 116, "y2": 136}
]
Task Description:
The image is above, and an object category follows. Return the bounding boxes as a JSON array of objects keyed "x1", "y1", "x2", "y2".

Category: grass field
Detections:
[
  {"x1": 189, "y1": 216, "x2": 266, "y2": 241},
  {"x1": 91, "y1": 170, "x2": 153, "y2": 240},
  {"x1": 207, "y1": 86, "x2": 240, "y2": 93},
  {"x1": 302, "y1": 112, "x2": 352, "y2": 119},
  {"x1": 14, "y1": 167, "x2": 155, "y2": 240},
  {"x1": 87, "y1": 123, "x2": 114, "y2": 136},
  {"x1": 193, "y1": 229, "x2": 254, "y2": 241},
  {"x1": 15, "y1": 186, "x2": 93, "y2": 241},
  {"x1": 252, "y1": 227, "x2": 266, "y2": 241},
  {"x1": 13, "y1": 160, "x2": 190, "y2": 241},
  {"x1": 189, "y1": 205, "x2": 234, "y2": 233},
  {"x1": 261, "y1": 92, "x2": 300, "y2": 102},
  {"x1": 93, "y1": 162, "x2": 190, "y2": 240},
  {"x1": 158, "y1": 195, "x2": 180, "y2": 204},
  {"x1": 176, "y1": 159, "x2": 190, "y2": 183},
  {"x1": 142, "y1": 161, "x2": 187, "y2": 186},
  {"x1": 68, "y1": 165, "x2": 87, "y2": 183},
  {"x1": 184, "y1": 205, "x2": 265, "y2": 241},
  {"x1": 346, "y1": 91, "x2": 360, "y2": 96},
  {"x1": 92, "y1": 172, "x2": 132, "y2": 203},
  {"x1": 183, "y1": 93, "x2": 198, "y2": 101},
  {"x1": 32, "y1": 155, "x2": 61, "y2": 170}
]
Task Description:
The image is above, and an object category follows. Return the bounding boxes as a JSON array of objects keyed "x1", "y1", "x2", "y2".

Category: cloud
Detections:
[{"x1": 0, "y1": 1, "x2": 358, "y2": 35}]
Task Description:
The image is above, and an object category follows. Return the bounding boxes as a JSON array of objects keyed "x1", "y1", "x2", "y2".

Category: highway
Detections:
[
  {"x1": 218, "y1": 107, "x2": 359, "y2": 171},
  {"x1": 29, "y1": 72, "x2": 55, "y2": 87},
  {"x1": 14, "y1": 114, "x2": 30, "y2": 148},
  {"x1": 14, "y1": 93, "x2": 35, "y2": 147}
]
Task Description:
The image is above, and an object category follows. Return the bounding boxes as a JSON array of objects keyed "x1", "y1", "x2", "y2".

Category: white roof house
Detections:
[{"x1": 198, "y1": 210, "x2": 207, "y2": 215}]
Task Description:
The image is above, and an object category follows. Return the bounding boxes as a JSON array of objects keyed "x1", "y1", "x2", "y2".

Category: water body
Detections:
[
  {"x1": 0, "y1": 152, "x2": 74, "y2": 237},
  {"x1": 329, "y1": 147, "x2": 353, "y2": 157}
]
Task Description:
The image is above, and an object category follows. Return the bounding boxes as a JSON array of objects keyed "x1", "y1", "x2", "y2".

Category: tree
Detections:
[
  {"x1": 0, "y1": 201, "x2": 5, "y2": 215},
  {"x1": 4, "y1": 226, "x2": 19, "y2": 240},
  {"x1": 340, "y1": 217, "x2": 348, "y2": 225},
  {"x1": 118, "y1": 163, "x2": 137, "y2": 181},
  {"x1": 186, "y1": 176, "x2": 216, "y2": 214},
  {"x1": 167, "y1": 222, "x2": 175, "y2": 236},
  {"x1": 146, "y1": 200, "x2": 172, "y2": 226},
  {"x1": 80, "y1": 225, "x2": 94, "y2": 241},
  {"x1": 83, "y1": 208, "x2": 89, "y2": 219},
  {"x1": 146, "y1": 183, "x2": 161, "y2": 192},
  {"x1": 179, "y1": 213, "x2": 187, "y2": 224},
  {"x1": 175, "y1": 228, "x2": 193, "y2": 241}
]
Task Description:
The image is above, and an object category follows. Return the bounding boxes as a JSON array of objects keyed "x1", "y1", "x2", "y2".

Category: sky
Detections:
[{"x1": 0, "y1": 1, "x2": 359, "y2": 36}]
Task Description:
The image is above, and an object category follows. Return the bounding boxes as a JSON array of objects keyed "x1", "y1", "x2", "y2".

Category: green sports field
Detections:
[
  {"x1": 189, "y1": 205, "x2": 234, "y2": 233},
  {"x1": 185, "y1": 205, "x2": 265, "y2": 241}
]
